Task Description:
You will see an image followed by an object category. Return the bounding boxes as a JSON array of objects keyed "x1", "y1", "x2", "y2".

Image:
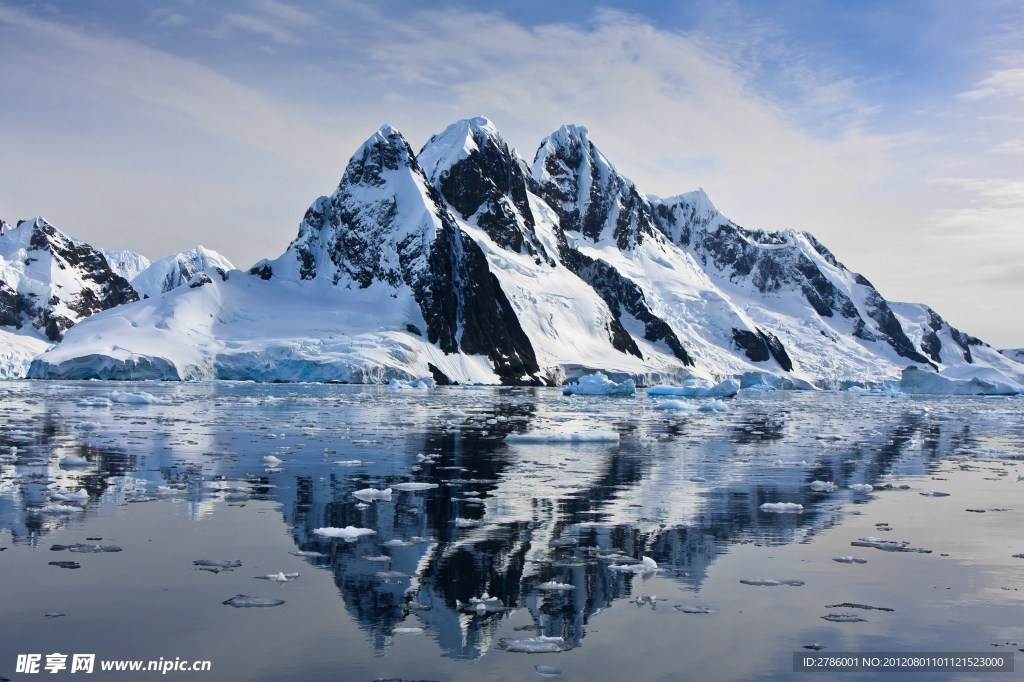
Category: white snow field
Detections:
[{"x1": 18, "y1": 118, "x2": 1024, "y2": 389}]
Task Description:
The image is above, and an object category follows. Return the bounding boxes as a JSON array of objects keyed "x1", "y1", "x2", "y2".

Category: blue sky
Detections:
[{"x1": 1, "y1": 1, "x2": 1022, "y2": 345}]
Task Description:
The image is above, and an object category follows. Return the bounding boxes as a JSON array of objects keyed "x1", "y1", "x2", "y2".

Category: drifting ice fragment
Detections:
[
  {"x1": 562, "y1": 373, "x2": 635, "y2": 396},
  {"x1": 313, "y1": 526, "x2": 376, "y2": 541},
  {"x1": 193, "y1": 559, "x2": 242, "y2": 568},
  {"x1": 689, "y1": 476, "x2": 708, "y2": 483},
  {"x1": 455, "y1": 518, "x2": 481, "y2": 528},
  {"x1": 353, "y1": 487, "x2": 392, "y2": 501},
  {"x1": 920, "y1": 491, "x2": 950, "y2": 497},
  {"x1": 505, "y1": 432, "x2": 619, "y2": 443},
  {"x1": 698, "y1": 400, "x2": 728, "y2": 412},
  {"x1": 362, "y1": 555, "x2": 392, "y2": 562},
  {"x1": 655, "y1": 400, "x2": 698, "y2": 412},
  {"x1": 849, "y1": 484, "x2": 873, "y2": 492},
  {"x1": 288, "y1": 551, "x2": 326, "y2": 558},
  {"x1": 674, "y1": 605, "x2": 712, "y2": 613},
  {"x1": 535, "y1": 665, "x2": 562, "y2": 676},
  {"x1": 392, "y1": 627, "x2": 424, "y2": 634},
  {"x1": 498, "y1": 636, "x2": 570, "y2": 653},
  {"x1": 810, "y1": 481, "x2": 837, "y2": 492},
  {"x1": 75, "y1": 422, "x2": 102, "y2": 431},
  {"x1": 391, "y1": 482, "x2": 439, "y2": 491},
  {"x1": 538, "y1": 581, "x2": 574, "y2": 591},
  {"x1": 222, "y1": 595, "x2": 285, "y2": 608},
  {"x1": 260, "y1": 570, "x2": 295, "y2": 580},
  {"x1": 609, "y1": 557, "x2": 657, "y2": 573},
  {"x1": 826, "y1": 603, "x2": 894, "y2": 611},
  {"x1": 333, "y1": 460, "x2": 361, "y2": 466},
  {"x1": 39, "y1": 505, "x2": 83, "y2": 513},
  {"x1": 821, "y1": 613, "x2": 867, "y2": 622},
  {"x1": 832, "y1": 557, "x2": 867, "y2": 564},
  {"x1": 740, "y1": 579, "x2": 804, "y2": 586},
  {"x1": 262, "y1": 456, "x2": 283, "y2": 466},
  {"x1": 110, "y1": 390, "x2": 161, "y2": 404},
  {"x1": 648, "y1": 379, "x2": 739, "y2": 398},
  {"x1": 759, "y1": 503, "x2": 803, "y2": 513},
  {"x1": 383, "y1": 540, "x2": 416, "y2": 548},
  {"x1": 60, "y1": 456, "x2": 90, "y2": 467}
]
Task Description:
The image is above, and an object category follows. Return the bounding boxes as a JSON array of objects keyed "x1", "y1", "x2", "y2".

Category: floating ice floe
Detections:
[
  {"x1": 920, "y1": 490, "x2": 950, "y2": 497},
  {"x1": 353, "y1": 487, "x2": 392, "y2": 501},
  {"x1": 609, "y1": 556, "x2": 658, "y2": 573},
  {"x1": 110, "y1": 390, "x2": 161, "y2": 404},
  {"x1": 537, "y1": 581, "x2": 575, "y2": 591},
  {"x1": 222, "y1": 595, "x2": 285, "y2": 608},
  {"x1": 674, "y1": 605, "x2": 712, "y2": 614},
  {"x1": 833, "y1": 556, "x2": 868, "y2": 564},
  {"x1": 759, "y1": 502, "x2": 803, "y2": 513},
  {"x1": 389, "y1": 377, "x2": 435, "y2": 390},
  {"x1": 740, "y1": 579, "x2": 805, "y2": 586},
  {"x1": 59, "y1": 455, "x2": 90, "y2": 467},
  {"x1": 455, "y1": 517, "x2": 481, "y2": 528},
  {"x1": 391, "y1": 482, "x2": 439, "y2": 491},
  {"x1": 535, "y1": 665, "x2": 562, "y2": 677},
  {"x1": 698, "y1": 400, "x2": 728, "y2": 412},
  {"x1": 51, "y1": 543, "x2": 121, "y2": 553},
  {"x1": 193, "y1": 559, "x2": 242, "y2": 568},
  {"x1": 826, "y1": 602, "x2": 894, "y2": 611},
  {"x1": 810, "y1": 481, "x2": 837, "y2": 492},
  {"x1": 78, "y1": 397, "x2": 111, "y2": 407},
  {"x1": 49, "y1": 561, "x2": 80, "y2": 569},
  {"x1": 334, "y1": 460, "x2": 361, "y2": 466},
  {"x1": 654, "y1": 400, "x2": 698, "y2": 411},
  {"x1": 821, "y1": 613, "x2": 866, "y2": 623},
  {"x1": 689, "y1": 476, "x2": 708, "y2": 483},
  {"x1": 255, "y1": 572, "x2": 298, "y2": 582},
  {"x1": 362, "y1": 555, "x2": 391, "y2": 562},
  {"x1": 289, "y1": 551, "x2": 326, "y2": 558},
  {"x1": 498, "y1": 636, "x2": 570, "y2": 653},
  {"x1": 392, "y1": 627, "x2": 424, "y2": 635},
  {"x1": 849, "y1": 484, "x2": 873, "y2": 492},
  {"x1": 383, "y1": 539, "x2": 416, "y2": 548},
  {"x1": 38, "y1": 505, "x2": 83, "y2": 514},
  {"x1": 50, "y1": 489, "x2": 89, "y2": 504},
  {"x1": 851, "y1": 538, "x2": 931, "y2": 553},
  {"x1": 464, "y1": 594, "x2": 510, "y2": 614},
  {"x1": 314, "y1": 526, "x2": 376, "y2": 542},
  {"x1": 648, "y1": 378, "x2": 740, "y2": 398},
  {"x1": 262, "y1": 455, "x2": 283, "y2": 466},
  {"x1": 75, "y1": 422, "x2": 102, "y2": 431},
  {"x1": 505, "y1": 431, "x2": 619, "y2": 443},
  {"x1": 562, "y1": 373, "x2": 635, "y2": 396}
]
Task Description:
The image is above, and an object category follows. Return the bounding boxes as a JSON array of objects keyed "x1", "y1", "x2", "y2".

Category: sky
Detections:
[{"x1": 1, "y1": 0, "x2": 1022, "y2": 346}]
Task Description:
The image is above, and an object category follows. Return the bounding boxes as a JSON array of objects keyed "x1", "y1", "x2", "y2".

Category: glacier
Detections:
[{"x1": 10, "y1": 117, "x2": 1023, "y2": 389}]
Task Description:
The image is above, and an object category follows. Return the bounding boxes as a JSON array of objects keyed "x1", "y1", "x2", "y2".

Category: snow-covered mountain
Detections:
[
  {"x1": 130, "y1": 246, "x2": 234, "y2": 298},
  {"x1": 99, "y1": 248, "x2": 152, "y2": 282},
  {"x1": 26, "y1": 118, "x2": 1024, "y2": 388}
]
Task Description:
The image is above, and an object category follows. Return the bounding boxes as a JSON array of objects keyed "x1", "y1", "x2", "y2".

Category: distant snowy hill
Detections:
[
  {"x1": 99, "y1": 248, "x2": 152, "y2": 282},
  {"x1": 130, "y1": 246, "x2": 234, "y2": 298},
  {"x1": 26, "y1": 118, "x2": 1024, "y2": 388}
]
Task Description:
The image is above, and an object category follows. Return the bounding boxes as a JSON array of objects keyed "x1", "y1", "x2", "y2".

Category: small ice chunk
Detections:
[
  {"x1": 698, "y1": 400, "x2": 728, "y2": 412},
  {"x1": 391, "y1": 482, "x2": 439, "y2": 491},
  {"x1": 362, "y1": 555, "x2": 391, "y2": 562},
  {"x1": 110, "y1": 390, "x2": 160, "y2": 404},
  {"x1": 49, "y1": 561, "x2": 81, "y2": 569},
  {"x1": 255, "y1": 572, "x2": 298, "y2": 582},
  {"x1": 832, "y1": 557, "x2": 868, "y2": 564},
  {"x1": 334, "y1": 460, "x2": 361, "y2": 466},
  {"x1": 536, "y1": 665, "x2": 562, "y2": 676},
  {"x1": 562, "y1": 373, "x2": 635, "y2": 396},
  {"x1": 383, "y1": 539, "x2": 415, "y2": 548},
  {"x1": 810, "y1": 481, "x2": 837, "y2": 492},
  {"x1": 455, "y1": 518, "x2": 481, "y2": 528},
  {"x1": 193, "y1": 559, "x2": 242, "y2": 568},
  {"x1": 674, "y1": 605, "x2": 712, "y2": 614},
  {"x1": 353, "y1": 487, "x2": 392, "y2": 501},
  {"x1": 740, "y1": 579, "x2": 804, "y2": 586},
  {"x1": 498, "y1": 636, "x2": 570, "y2": 653},
  {"x1": 60, "y1": 455, "x2": 90, "y2": 467},
  {"x1": 538, "y1": 581, "x2": 574, "y2": 591},
  {"x1": 39, "y1": 505, "x2": 83, "y2": 513},
  {"x1": 920, "y1": 490, "x2": 950, "y2": 497},
  {"x1": 689, "y1": 476, "x2": 708, "y2": 483},
  {"x1": 392, "y1": 627, "x2": 424, "y2": 634},
  {"x1": 75, "y1": 422, "x2": 102, "y2": 431},
  {"x1": 78, "y1": 396, "x2": 112, "y2": 407},
  {"x1": 655, "y1": 400, "x2": 698, "y2": 412},
  {"x1": 821, "y1": 613, "x2": 867, "y2": 623},
  {"x1": 849, "y1": 484, "x2": 873, "y2": 492},
  {"x1": 313, "y1": 526, "x2": 377, "y2": 541},
  {"x1": 262, "y1": 455, "x2": 283, "y2": 465},
  {"x1": 222, "y1": 595, "x2": 285, "y2": 608},
  {"x1": 759, "y1": 502, "x2": 803, "y2": 513},
  {"x1": 289, "y1": 551, "x2": 326, "y2": 557},
  {"x1": 505, "y1": 431, "x2": 619, "y2": 443}
]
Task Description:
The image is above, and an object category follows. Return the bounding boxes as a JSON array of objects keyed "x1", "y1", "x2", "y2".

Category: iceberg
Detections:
[
  {"x1": 313, "y1": 526, "x2": 377, "y2": 541},
  {"x1": 562, "y1": 373, "x2": 635, "y2": 396},
  {"x1": 899, "y1": 367, "x2": 1018, "y2": 395},
  {"x1": 647, "y1": 378, "x2": 739, "y2": 398},
  {"x1": 759, "y1": 502, "x2": 803, "y2": 512}
]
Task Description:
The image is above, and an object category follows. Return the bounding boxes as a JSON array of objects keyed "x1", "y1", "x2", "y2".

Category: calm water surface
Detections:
[{"x1": 1, "y1": 382, "x2": 1022, "y2": 681}]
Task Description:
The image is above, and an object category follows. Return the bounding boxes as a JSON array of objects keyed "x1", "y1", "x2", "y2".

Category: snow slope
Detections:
[
  {"x1": 131, "y1": 246, "x2": 234, "y2": 298},
  {"x1": 26, "y1": 119, "x2": 1024, "y2": 387},
  {"x1": 99, "y1": 248, "x2": 152, "y2": 282}
]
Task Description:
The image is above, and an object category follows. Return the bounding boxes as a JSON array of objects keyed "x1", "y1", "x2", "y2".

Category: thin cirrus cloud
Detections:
[{"x1": 0, "y1": 2, "x2": 1022, "y2": 345}]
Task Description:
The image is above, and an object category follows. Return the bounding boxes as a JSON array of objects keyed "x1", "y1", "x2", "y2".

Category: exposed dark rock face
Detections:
[
  {"x1": 731, "y1": 328, "x2": 793, "y2": 372},
  {"x1": 1, "y1": 217, "x2": 138, "y2": 341},
  {"x1": 421, "y1": 119, "x2": 552, "y2": 264},
  {"x1": 567, "y1": 251, "x2": 694, "y2": 365},
  {"x1": 262, "y1": 125, "x2": 542, "y2": 385},
  {"x1": 532, "y1": 125, "x2": 658, "y2": 250},
  {"x1": 427, "y1": 362, "x2": 451, "y2": 385},
  {"x1": 857, "y1": 287, "x2": 934, "y2": 367},
  {"x1": 917, "y1": 306, "x2": 984, "y2": 364}
]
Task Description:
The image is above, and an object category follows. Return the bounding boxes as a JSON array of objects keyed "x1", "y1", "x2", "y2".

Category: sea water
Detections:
[{"x1": 1, "y1": 382, "x2": 1022, "y2": 680}]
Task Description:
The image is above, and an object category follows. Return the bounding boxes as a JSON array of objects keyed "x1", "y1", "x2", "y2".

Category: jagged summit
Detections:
[
  {"x1": 131, "y1": 246, "x2": 234, "y2": 298},
  {"x1": 24, "y1": 117, "x2": 1024, "y2": 390}
]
